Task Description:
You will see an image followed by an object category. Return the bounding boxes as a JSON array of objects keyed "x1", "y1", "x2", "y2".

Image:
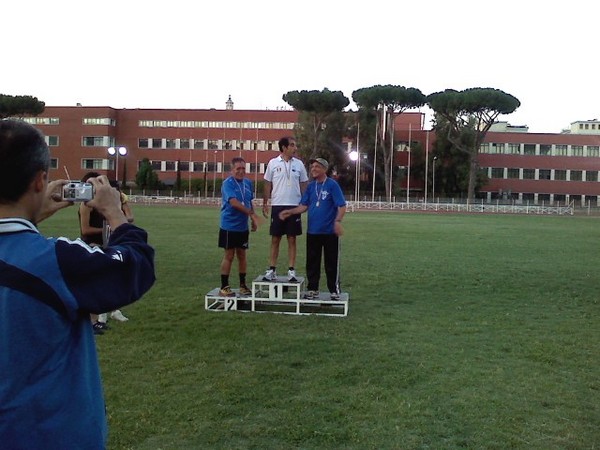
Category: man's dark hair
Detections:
[
  {"x1": 278, "y1": 137, "x2": 295, "y2": 152},
  {"x1": 0, "y1": 119, "x2": 50, "y2": 203},
  {"x1": 231, "y1": 157, "x2": 245, "y2": 165},
  {"x1": 82, "y1": 171, "x2": 100, "y2": 182}
]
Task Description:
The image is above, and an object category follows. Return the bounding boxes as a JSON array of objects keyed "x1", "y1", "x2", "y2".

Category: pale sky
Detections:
[{"x1": 3, "y1": 0, "x2": 599, "y2": 133}]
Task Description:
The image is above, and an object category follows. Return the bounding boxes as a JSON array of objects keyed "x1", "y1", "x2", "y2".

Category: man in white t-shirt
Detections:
[{"x1": 262, "y1": 137, "x2": 308, "y2": 281}]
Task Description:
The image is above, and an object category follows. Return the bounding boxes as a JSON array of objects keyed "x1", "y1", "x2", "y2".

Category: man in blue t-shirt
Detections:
[
  {"x1": 218, "y1": 157, "x2": 260, "y2": 296},
  {"x1": 279, "y1": 158, "x2": 346, "y2": 300}
]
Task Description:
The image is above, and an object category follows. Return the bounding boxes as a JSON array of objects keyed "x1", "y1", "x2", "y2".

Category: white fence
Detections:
[
  {"x1": 345, "y1": 200, "x2": 574, "y2": 215},
  {"x1": 128, "y1": 195, "x2": 574, "y2": 216}
]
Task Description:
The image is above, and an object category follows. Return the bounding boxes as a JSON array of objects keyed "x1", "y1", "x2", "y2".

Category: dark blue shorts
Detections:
[
  {"x1": 270, "y1": 206, "x2": 302, "y2": 237},
  {"x1": 218, "y1": 229, "x2": 249, "y2": 249}
]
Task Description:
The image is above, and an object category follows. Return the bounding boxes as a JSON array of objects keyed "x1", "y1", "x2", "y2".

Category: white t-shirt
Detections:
[{"x1": 264, "y1": 155, "x2": 309, "y2": 206}]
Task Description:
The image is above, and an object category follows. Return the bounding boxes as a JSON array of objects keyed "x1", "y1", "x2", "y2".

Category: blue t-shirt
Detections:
[
  {"x1": 220, "y1": 176, "x2": 254, "y2": 232},
  {"x1": 300, "y1": 177, "x2": 346, "y2": 234}
]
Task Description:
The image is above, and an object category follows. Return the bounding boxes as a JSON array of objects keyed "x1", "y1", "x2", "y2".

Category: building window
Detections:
[
  {"x1": 480, "y1": 143, "x2": 490, "y2": 153},
  {"x1": 539, "y1": 169, "x2": 551, "y2": 180},
  {"x1": 178, "y1": 161, "x2": 190, "y2": 171},
  {"x1": 194, "y1": 162, "x2": 206, "y2": 172},
  {"x1": 554, "y1": 170, "x2": 567, "y2": 180},
  {"x1": 586, "y1": 171, "x2": 598, "y2": 182},
  {"x1": 555, "y1": 145, "x2": 567, "y2": 156},
  {"x1": 570, "y1": 170, "x2": 582, "y2": 181},
  {"x1": 82, "y1": 136, "x2": 109, "y2": 147},
  {"x1": 83, "y1": 118, "x2": 116, "y2": 126},
  {"x1": 587, "y1": 146, "x2": 600, "y2": 157},
  {"x1": 165, "y1": 161, "x2": 176, "y2": 171},
  {"x1": 166, "y1": 139, "x2": 176, "y2": 149},
  {"x1": 507, "y1": 143, "x2": 520, "y2": 154},
  {"x1": 523, "y1": 169, "x2": 535, "y2": 179},
  {"x1": 507, "y1": 168, "x2": 520, "y2": 179},
  {"x1": 150, "y1": 160, "x2": 161, "y2": 170},
  {"x1": 180, "y1": 139, "x2": 190, "y2": 149},
  {"x1": 139, "y1": 138, "x2": 149, "y2": 148},
  {"x1": 208, "y1": 140, "x2": 219, "y2": 149},
  {"x1": 491, "y1": 168, "x2": 504, "y2": 178},
  {"x1": 46, "y1": 136, "x2": 59, "y2": 146},
  {"x1": 82, "y1": 158, "x2": 105, "y2": 169},
  {"x1": 50, "y1": 158, "x2": 58, "y2": 169},
  {"x1": 194, "y1": 139, "x2": 205, "y2": 150},
  {"x1": 151, "y1": 138, "x2": 162, "y2": 149},
  {"x1": 523, "y1": 144, "x2": 535, "y2": 155},
  {"x1": 539, "y1": 144, "x2": 551, "y2": 155},
  {"x1": 224, "y1": 140, "x2": 232, "y2": 150},
  {"x1": 523, "y1": 193, "x2": 535, "y2": 201},
  {"x1": 571, "y1": 146, "x2": 584, "y2": 157},
  {"x1": 23, "y1": 117, "x2": 60, "y2": 125}
]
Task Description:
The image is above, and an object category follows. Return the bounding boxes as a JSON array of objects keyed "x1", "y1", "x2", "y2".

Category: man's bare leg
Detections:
[
  {"x1": 287, "y1": 235, "x2": 297, "y2": 269},
  {"x1": 269, "y1": 235, "x2": 282, "y2": 267}
]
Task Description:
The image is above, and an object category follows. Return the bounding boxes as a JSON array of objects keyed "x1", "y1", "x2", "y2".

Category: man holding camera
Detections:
[{"x1": 0, "y1": 119, "x2": 155, "y2": 449}]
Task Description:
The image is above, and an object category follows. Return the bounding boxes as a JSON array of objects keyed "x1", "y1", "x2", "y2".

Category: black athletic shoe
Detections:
[{"x1": 93, "y1": 322, "x2": 105, "y2": 335}]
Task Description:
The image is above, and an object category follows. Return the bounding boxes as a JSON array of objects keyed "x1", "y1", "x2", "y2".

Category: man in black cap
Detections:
[{"x1": 279, "y1": 157, "x2": 346, "y2": 300}]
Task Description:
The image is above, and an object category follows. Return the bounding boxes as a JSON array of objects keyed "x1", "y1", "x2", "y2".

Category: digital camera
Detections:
[{"x1": 62, "y1": 181, "x2": 94, "y2": 202}]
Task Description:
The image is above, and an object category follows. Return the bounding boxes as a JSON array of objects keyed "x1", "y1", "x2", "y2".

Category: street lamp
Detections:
[
  {"x1": 107, "y1": 146, "x2": 127, "y2": 184},
  {"x1": 212, "y1": 150, "x2": 218, "y2": 198},
  {"x1": 406, "y1": 146, "x2": 411, "y2": 204},
  {"x1": 432, "y1": 156, "x2": 438, "y2": 202},
  {"x1": 349, "y1": 150, "x2": 359, "y2": 201}
]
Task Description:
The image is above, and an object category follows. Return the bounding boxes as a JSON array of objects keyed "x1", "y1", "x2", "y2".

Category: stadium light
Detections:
[{"x1": 107, "y1": 146, "x2": 127, "y2": 184}]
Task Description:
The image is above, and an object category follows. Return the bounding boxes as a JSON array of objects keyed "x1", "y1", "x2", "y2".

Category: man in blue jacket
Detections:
[{"x1": 0, "y1": 119, "x2": 156, "y2": 449}]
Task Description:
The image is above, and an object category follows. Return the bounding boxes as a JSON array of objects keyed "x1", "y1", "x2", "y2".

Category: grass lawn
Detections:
[{"x1": 39, "y1": 206, "x2": 599, "y2": 449}]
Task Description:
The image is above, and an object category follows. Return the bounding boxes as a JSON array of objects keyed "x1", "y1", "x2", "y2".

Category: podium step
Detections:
[{"x1": 204, "y1": 276, "x2": 349, "y2": 316}]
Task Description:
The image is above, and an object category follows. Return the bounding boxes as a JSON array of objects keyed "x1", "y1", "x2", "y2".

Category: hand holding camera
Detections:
[
  {"x1": 85, "y1": 176, "x2": 128, "y2": 231},
  {"x1": 62, "y1": 181, "x2": 94, "y2": 202}
]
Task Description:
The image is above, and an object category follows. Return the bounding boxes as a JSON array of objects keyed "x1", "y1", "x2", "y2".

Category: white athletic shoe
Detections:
[
  {"x1": 263, "y1": 269, "x2": 277, "y2": 281},
  {"x1": 110, "y1": 310, "x2": 129, "y2": 322},
  {"x1": 287, "y1": 269, "x2": 297, "y2": 282}
]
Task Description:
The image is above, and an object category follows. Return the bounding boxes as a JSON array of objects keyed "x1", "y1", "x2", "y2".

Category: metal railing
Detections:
[
  {"x1": 345, "y1": 200, "x2": 574, "y2": 215},
  {"x1": 127, "y1": 194, "x2": 575, "y2": 215}
]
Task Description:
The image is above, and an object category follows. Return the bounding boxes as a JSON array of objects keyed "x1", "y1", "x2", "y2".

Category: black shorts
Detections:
[
  {"x1": 270, "y1": 205, "x2": 303, "y2": 237},
  {"x1": 218, "y1": 229, "x2": 249, "y2": 249}
]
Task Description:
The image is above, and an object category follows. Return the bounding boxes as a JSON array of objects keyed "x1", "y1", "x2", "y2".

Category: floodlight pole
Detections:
[
  {"x1": 212, "y1": 151, "x2": 218, "y2": 198},
  {"x1": 107, "y1": 146, "x2": 127, "y2": 184},
  {"x1": 432, "y1": 156, "x2": 438, "y2": 202}
]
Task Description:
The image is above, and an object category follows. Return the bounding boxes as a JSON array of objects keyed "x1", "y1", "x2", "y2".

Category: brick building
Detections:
[{"x1": 21, "y1": 101, "x2": 600, "y2": 204}]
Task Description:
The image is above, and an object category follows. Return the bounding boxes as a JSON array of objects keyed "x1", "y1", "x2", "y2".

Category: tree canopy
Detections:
[
  {"x1": 283, "y1": 88, "x2": 349, "y2": 162},
  {"x1": 0, "y1": 94, "x2": 45, "y2": 119},
  {"x1": 352, "y1": 85, "x2": 426, "y2": 201},
  {"x1": 352, "y1": 84, "x2": 427, "y2": 112},
  {"x1": 427, "y1": 88, "x2": 520, "y2": 201},
  {"x1": 135, "y1": 158, "x2": 161, "y2": 190}
]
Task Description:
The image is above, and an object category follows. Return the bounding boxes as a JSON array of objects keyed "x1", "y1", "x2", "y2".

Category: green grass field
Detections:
[{"x1": 39, "y1": 206, "x2": 599, "y2": 449}]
